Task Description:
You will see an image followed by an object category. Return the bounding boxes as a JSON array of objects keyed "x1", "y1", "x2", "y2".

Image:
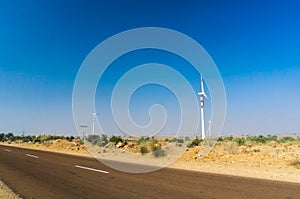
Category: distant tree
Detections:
[
  {"x1": 100, "y1": 134, "x2": 108, "y2": 146},
  {"x1": 33, "y1": 136, "x2": 41, "y2": 144},
  {"x1": 23, "y1": 136, "x2": 33, "y2": 142},
  {"x1": 0, "y1": 133, "x2": 5, "y2": 142},
  {"x1": 6, "y1": 133, "x2": 14, "y2": 141}
]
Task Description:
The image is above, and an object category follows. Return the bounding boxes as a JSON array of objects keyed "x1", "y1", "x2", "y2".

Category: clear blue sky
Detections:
[{"x1": 0, "y1": 0, "x2": 299, "y2": 136}]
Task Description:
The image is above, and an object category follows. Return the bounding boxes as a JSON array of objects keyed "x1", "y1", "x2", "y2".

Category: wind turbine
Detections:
[
  {"x1": 80, "y1": 125, "x2": 88, "y2": 140},
  {"x1": 92, "y1": 112, "x2": 97, "y2": 135},
  {"x1": 198, "y1": 75, "x2": 208, "y2": 140}
]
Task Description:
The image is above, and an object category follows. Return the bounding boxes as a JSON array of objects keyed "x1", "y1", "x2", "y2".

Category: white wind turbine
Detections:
[
  {"x1": 92, "y1": 112, "x2": 97, "y2": 135},
  {"x1": 198, "y1": 75, "x2": 208, "y2": 140}
]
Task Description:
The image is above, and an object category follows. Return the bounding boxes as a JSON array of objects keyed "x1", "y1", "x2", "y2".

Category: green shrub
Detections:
[
  {"x1": 101, "y1": 134, "x2": 109, "y2": 145},
  {"x1": 40, "y1": 135, "x2": 52, "y2": 143},
  {"x1": 109, "y1": 136, "x2": 123, "y2": 143},
  {"x1": 87, "y1": 135, "x2": 109, "y2": 146},
  {"x1": 79, "y1": 139, "x2": 84, "y2": 145},
  {"x1": 138, "y1": 137, "x2": 149, "y2": 145},
  {"x1": 140, "y1": 146, "x2": 149, "y2": 154},
  {"x1": 152, "y1": 149, "x2": 165, "y2": 157},
  {"x1": 87, "y1": 135, "x2": 98, "y2": 145},
  {"x1": 267, "y1": 135, "x2": 278, "y2": 141},
  {"x1": 150, "y1": 142, "x2": 161, "y2": 152},
  {"x1": 33, "y1": 136, "x2": 41, "y2": 144},
  {"x1": 233, "y1": 137, "x2": 246, "y2": 146},
  {"x1": 137, "y1": 138, "x2": 144, "y2": 145},
  {"x1": 21, "y1": 136, "x2": 33, "y2": 142},
  {"x1": 191, "y1": 138, "x2": 202, "y2": 146},
  {"x1": 247, "y1": 135, "x2": 268, "y2": 143},
  {"x1": 66, "y1": 136, "x2": 75, "y2": 141},
  {"x1": 177, "y1": 139, "x2": 184, "y2": 143},
  {"x1": 150, "y1": 138, "x2": 158, "y2": 144},
  {"x1": 279, "y1": 136, "x2": 294, "y2": 143},
  {"x1": 53, "y1": 135, "x2": 65, "y2": 140},
  {"x1": 217, "y1": 136, "x2": 234, "y2": 142},
  {"x1": 187, "y1": 138, "x2": 202, "y2": 148},
  {"x1": 97, "y1": 140, "x2": 103, "y2": 147},
  {"x1": 168, "y1": 138, "x2": 184, "y2": 143}
]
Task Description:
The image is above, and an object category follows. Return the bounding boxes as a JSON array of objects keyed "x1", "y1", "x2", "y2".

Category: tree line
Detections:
[{"x1": 0, "y1": 133, "x2": 76, "y2": 143}]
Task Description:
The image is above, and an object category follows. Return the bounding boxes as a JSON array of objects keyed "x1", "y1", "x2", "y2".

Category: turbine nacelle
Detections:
[{"x1": 198, "y1": 92, "x2": 208, "y2": 98}]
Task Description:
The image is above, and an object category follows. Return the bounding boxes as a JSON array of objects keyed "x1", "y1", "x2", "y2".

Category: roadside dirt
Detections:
[
  {"x1": 0, "y1": 180, "x2": 21, "y2": 199},
  {"x1": 170, "y1": 141, "x2": 300, "y2": 183}
]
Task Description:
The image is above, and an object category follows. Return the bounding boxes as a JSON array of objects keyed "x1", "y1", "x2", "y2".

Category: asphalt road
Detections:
[{"x1": 0, "y1": 145, "x2": 299, "y2": 199}]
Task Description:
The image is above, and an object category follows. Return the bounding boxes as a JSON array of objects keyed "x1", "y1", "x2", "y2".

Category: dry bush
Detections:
[{"x1": 290, "y1": 160, "x2": 300, "y2": 169}]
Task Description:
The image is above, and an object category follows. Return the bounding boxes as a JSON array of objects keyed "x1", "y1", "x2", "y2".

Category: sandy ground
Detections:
[
  {"x1": 0, "y1": 180, "x2": 21, "y2": 199},
  {"x1": 170, "y1": 141, "x2": 300, "y2": 183},
  {"x1": 1, "y1": 140, "x2": 299, "y2": 183}
]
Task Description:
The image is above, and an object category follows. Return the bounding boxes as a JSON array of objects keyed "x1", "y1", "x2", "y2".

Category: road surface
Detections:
[{"x1": 0, "y1": 145, "x2": 299, "y2": 199}]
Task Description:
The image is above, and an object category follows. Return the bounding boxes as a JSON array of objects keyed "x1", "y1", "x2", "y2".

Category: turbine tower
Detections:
[
  {"x1": 79, "y1": 125, "x2": 88, "y2": 140},
  {"x1": 92, "y1": 112, "x2": 96, "y2": 135},
  {"x1": 198, "y1": 75, "x2": 208, "y2": 140}
]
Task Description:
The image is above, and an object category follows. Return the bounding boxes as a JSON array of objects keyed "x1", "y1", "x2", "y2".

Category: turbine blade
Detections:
[
  {"x1": 200, "y1": 75, "x2": 208, "y2": 98},
  {"x1": 201, "y1": 75, "x2": 204, "y2": 93}
]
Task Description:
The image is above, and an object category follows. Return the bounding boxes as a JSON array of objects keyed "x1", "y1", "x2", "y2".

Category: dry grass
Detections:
[{"x1": 290, "y1": 160, "x2": 300, "y2": 169}]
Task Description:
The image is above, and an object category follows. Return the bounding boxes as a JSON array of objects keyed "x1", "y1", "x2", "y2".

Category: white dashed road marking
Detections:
[
  {"x1": 4, "y1": 149, "x2": 11, "y2": 152},
  {"x1": 75, "y1": 165, "x2": 109, "y2": 174},
  {"x1": 26, "y1": 154, "x2": 39, "y2": 159}
]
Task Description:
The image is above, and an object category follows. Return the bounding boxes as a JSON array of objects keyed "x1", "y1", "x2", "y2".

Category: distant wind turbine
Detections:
[
  {"x1": 92, "y1": 112, "x2": 97, "y2": 135},
  {"x1": 79, "y1": 125, "x2": 88, "y2": 140},
  {"x1": 198, "y1": 75, "x2": 208, "y2": 140}
]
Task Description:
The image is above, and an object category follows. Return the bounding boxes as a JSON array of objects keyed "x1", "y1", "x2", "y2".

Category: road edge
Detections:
[{"x1": 0, "y1": 180, "x2": 22, "y2": 199}]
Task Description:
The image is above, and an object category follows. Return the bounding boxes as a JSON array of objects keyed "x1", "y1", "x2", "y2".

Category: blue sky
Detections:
[{"x1": 0, "y1": 0, "x2": 299, "y2": 136}]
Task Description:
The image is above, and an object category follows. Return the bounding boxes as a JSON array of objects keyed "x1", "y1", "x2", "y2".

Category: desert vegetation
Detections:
[
  {"x1": 0, "y1": 133, "x2": 77, "y2": 143},
  {"x1": 2, "y1": 133, "x2": 299, "y2": 151},
  {"x1": 0, "y1": 133, "x2": 85, "y2": 153},
  {"x1": 217, "y1": 135, "x2": 300, "y2": 145},
  {"x1": 86, "y1": 135, "x2": 167, "y2": 157},
  {"x1": 1, "y1": 133, "x2": 299, "y2": 167}
]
